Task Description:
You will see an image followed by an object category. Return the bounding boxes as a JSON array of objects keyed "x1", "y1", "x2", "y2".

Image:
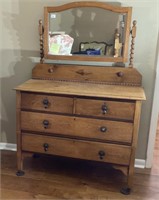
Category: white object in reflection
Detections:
[{"x1": 49, "y1": 34, "x2": 74, "y2": 55}]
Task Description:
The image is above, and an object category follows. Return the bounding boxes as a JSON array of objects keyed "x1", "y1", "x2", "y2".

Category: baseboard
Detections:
[
  {"x1": 0, "y1": 143, "x2": 17, "y2": 151},
  {"x1": 0, "y1": 143, "x2": 146, "y2": 168},
  {"x1": 134, "y1": 159, "x2": 146, "y2": 168}
]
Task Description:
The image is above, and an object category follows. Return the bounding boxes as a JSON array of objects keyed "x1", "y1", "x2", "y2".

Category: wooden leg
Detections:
[
  {"x1": 120, "y1": 174, "x2": 132, "y2": 195},
  {"x1": 112, "y1": 165, "x2": 132, "y2": 195},
  {"x1": 127, "y1": 171, "x2": 134, "y2": 189},
  {"x1": 16, "y1": 170, "x2": 25, "y2": 176},
  {"x1": 120, "y1": 166, "x2": 132, "y2": 195},
  {"x1": 120, "y1": 101, "x2": 142, "y2": 195},
  {"x1": 16, "y1": 151, "x2": 25, "y2": 176},
  {"x1": 16, "y1": 92, "x2": 25, "y2": 176},
  {"x1": 120, "y1": 149, "x2": 135, "y2": 195},
  {"x1": 120, "y1": 171, "x2": 133, "y2": 194},
  {"x1": 120, "y1": 187, "x2": 131, "y2": 195}
]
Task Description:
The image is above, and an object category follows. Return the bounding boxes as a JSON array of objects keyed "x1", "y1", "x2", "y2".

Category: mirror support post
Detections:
[
  {"x1": 114, "y1": 29, "x2": 122, "y2": 58},
  {"x1": 129, "y1": 20, "x2": 137, "y2": 68},
  {"x1": 39, "y1": 19, "x2": 44, "y2": 64}
]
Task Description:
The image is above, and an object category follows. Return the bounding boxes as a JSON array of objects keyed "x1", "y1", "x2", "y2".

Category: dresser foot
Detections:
[
  {"x1": 16, "y1": 170, "x2": 25, "y2": 176},
  {"x1": 32, "y1": 153, "x2": 40, "y2": 158},
  {"x1": 120, "y1": 187, "x2": 131, "y2": 195}
]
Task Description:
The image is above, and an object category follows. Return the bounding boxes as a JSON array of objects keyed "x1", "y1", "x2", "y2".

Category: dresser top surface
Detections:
[{"x1": 15, "y1": 79, "x2": 146, "y2": 100}]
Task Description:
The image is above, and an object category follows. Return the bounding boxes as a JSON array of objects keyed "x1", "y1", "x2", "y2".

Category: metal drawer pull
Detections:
[
  {"x1": 100, "y1": 126, "x2": 107, "y2": 133},
  {"x1": 98, "y1": 150, "x2": 105, "y2": 160},
  {"x1": 101, "y1": 104, "x2": 108, "y2": 114},
  {"x1": 42, "y1": 98, "x2": 49, "y2": 108},
  {"x1": 43, "y1": 143, "x2": 49, "y2": 152},
  {"x1": 43, "y1": 120, "x2": 49, "y2": 129}
]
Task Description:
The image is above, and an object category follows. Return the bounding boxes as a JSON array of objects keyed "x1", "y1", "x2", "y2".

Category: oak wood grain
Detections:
[
  {"x1": 14, "y1": 79, "x2": 146, "y2": 100},
  {"x1": 16, "y1": 91, "x2": 23, "y2": 171},
  {"x1": 32, "y1": 64, "x2": 142, "y2": 86},
  {"x1": 127, "y1": 101, "x2": 142, "y2": 188},
  {"x1": 22, "y1": 133, "x2": 131, "y2": 165},
  {"x1": 21, "y1": 92, "x2": 74, "y2": 114},
  {"x1": 75, "y1": 98, "x2": 135, "y2": 121},
  {"x1": 21, "y1": 111, "x2": 133, "y2": 144}
]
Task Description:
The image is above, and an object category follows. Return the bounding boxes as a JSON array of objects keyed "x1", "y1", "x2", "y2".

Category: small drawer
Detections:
[
  {"x1": 21, "y1": 111, "x2": 133, "y2": 144},
  {"x1": 22, "y1": 133, "x2": 131, "y2": 165},
  {"x1": 21, "y1": 92, "x2": 73, "y2": 114},
  {"x1": 75, "y1": 98, "x2": 135, "y2": 121}
]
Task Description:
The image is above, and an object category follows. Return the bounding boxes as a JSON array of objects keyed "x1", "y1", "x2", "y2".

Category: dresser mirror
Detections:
[{"x1": 43, "y1": 2, "x2": 132, "y2": 63}]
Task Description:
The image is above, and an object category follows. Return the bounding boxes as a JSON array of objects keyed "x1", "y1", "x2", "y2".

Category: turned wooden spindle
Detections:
[
  {"x1": 39, "y1": 19, "x2": 44, "y2": 64},
  {"x1": 129, "y1": 20, "x2": 137, "y2": 68}
]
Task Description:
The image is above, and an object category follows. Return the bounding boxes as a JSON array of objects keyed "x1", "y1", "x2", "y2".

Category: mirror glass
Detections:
[{"x1": 44, "y1": 3, "x2": 132, "y2": 62}]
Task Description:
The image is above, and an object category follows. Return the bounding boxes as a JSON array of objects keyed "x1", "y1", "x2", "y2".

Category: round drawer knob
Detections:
[
  {"x1": 48, "y1": 67, "x2": 54, "y2": 73},
  {"x1": 117, "y1": 71, "x2": 124, "y2": 77},
  {"x1": 100, "y1": 126, "x2": 107, "y2": 133},
  {"x1": 43, "y1": 143, "x2": 49, "y2": 152},
  {"x1": 42, "y1": 99, "x2": 49, "y2": 108},
  {"x1": 101, "y1": 104, "x2": 108, "y2": 114},
  {"x1": 98, "y1": 150, "x2": 105, "y2": 160},
  {"x1": 43, "y1": 120, "x2": 49, "y2": 129}
]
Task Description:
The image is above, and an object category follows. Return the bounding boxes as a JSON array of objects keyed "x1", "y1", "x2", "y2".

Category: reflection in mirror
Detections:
[
  {"x1": 44, "y1": 2, "x2": 132, "y2": 62},
  {"x1": 48, "y1": 8, "x2": 127, "y2": 57}
]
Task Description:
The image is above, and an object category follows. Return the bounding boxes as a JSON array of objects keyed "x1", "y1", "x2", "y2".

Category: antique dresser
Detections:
[{"x1": 15, "y1": 2, "x2": 146, "y2": 195}]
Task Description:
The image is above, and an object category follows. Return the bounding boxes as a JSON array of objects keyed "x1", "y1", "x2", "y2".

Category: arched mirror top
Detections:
[{"x1": 43, "y1": 1, "x2": 132, "y2": 63}]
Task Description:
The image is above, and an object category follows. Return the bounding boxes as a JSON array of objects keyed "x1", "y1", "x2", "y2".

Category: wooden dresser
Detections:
[
  {"x1": 15, "y1": 1, "x2": 146, "y2": 195},
  {"x1": 15, "y1": 64, "x2": 145, "y2": 195}
]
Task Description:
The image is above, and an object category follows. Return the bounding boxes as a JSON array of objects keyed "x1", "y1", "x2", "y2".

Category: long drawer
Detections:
[
  {"x1": 21, "y1": 111, "x2": 133, "y2": 143},
  {"x1": 21, "y1": 92, "x2": 73, "y2": 114},
  {"x1": 22, "y1": 133, "x2": 131, "y2": 165},
  {"x1": 75, "y1": 98, "x2": 135, "y2": 121}
]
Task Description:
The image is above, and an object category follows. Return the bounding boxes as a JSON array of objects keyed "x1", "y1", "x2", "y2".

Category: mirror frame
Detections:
[{"x1": 44, "y1": 1, "x2": 132, "y2": 63}]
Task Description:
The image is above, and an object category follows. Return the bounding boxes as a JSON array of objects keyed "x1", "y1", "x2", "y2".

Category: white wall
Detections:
[
  {"x1": 146, "y1": 34, "x2": 159, "y2": 167},
  {"x1": 0, "y1": 0, "x2": 159, "y2": 160}
]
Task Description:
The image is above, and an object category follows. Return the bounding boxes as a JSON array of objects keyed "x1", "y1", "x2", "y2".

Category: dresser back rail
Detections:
[{"x1": 32, "y1": 63, "x2": 142, "y2": 86}]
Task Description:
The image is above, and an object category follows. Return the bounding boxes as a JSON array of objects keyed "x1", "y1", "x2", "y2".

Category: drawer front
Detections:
[
  {"x1": 21, "y1": 111, "x2": 133, "y2": 143},
  {"x1": 22, "y1": 133, "x2": 131, "y2": 165},
  {"x1": 21, "y1": 93, "x2": 73, "y2": 114},
  {"x1": 75, "y1": 98, "x2": 135, "y2": 121}
]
